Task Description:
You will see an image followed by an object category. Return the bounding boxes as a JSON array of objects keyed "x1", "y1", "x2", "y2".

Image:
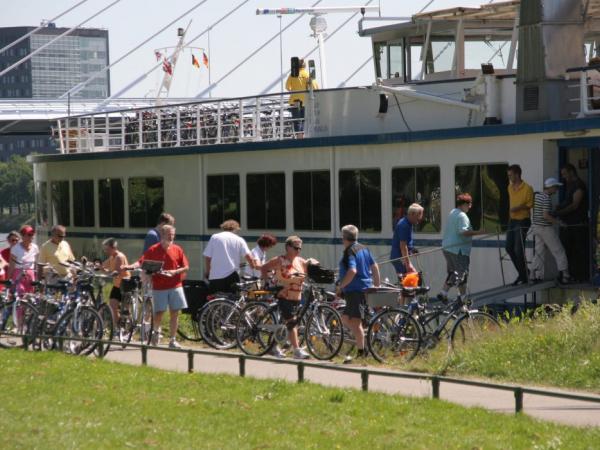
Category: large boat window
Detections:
[
  {"x1": 246, "y1": 173, "x2": 286, "y2": 230},
  {"x1": 465, "y1": 40, "x2": 513, "y2": 70},
  {"x1": 35, "y1": 181, "x2": 48, "y2": 227},
  {"x1": 207, "y1": 174, "x2": 240, "y2": 229},
  {"x1": 50, "y1": 181, "x2": 70, "y2": 227},
  {"x1": 98, "y1": 178, "x2": 124, "y2": 228},
  {"x1": 430, "y1": 40, "x2": 455, "y2": 74},
  {"x1": 392, "y1": 167, "x2": 441, "y2": 232},
  {"x1": 129, "y1": 177, "x2": 164, "y2": 228},
  {"x1": 293, "y1": 171, "x2": 331, "y2": 231},
  {"x1": 339, "y1": 169, "x2": 381, "y2": 232},
  {"x1": 73, "y1": 180, "x2": 95, "y2": 227},
  {"x1": 455, "y1": 163, "x2": 509, "y2": 233},
  {"x1": 389, "y1": 43, "x2": 403, "y2": 79}
]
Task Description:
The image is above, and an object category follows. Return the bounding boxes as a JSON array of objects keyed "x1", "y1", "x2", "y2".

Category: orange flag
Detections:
[
  {"x1": 192, "y1": 54, "x2": 200, "y2": 68},
  {"x1": 202, "y1": 52, "x2": 209, "y2": 68}
]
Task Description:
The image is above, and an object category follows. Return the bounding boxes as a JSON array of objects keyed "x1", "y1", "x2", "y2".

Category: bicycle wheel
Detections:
[
  {"x1": 95, "y1": 303, "x2": 114, "y2": 356},
  {"x1": 450, "y1": 311, "x2": 500, "y2": 351},
  {"x1": 235, "y1": 302, "x2": 276, "y2": 356},
  {"x1": 54, "y1": 307, "x2": 103, "y2": 356},
  {"x1": 177, "y1": 311, "x2": 202, "y2": 342},
  {"x1": 199, "y1": 299, "x2": 234, "y2": 349},
  {"x1": 305, "y1": 304, "x2": 344, "y2": 360},
  {"x1": 367, "y1": 309, "x2": 421, "y2": 363},
  {"x1": 0, "y1": 301, "x2": 39, "y2": 349},
  {"x1": 117, "y1": 295, "x2": 136, "y2": 345},
  {"x1": 138, "y1": 296, "x2": 154, "y2": 345}
]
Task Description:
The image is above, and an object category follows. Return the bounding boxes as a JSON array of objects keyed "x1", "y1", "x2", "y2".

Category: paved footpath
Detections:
[{"x1": 105, "y1": 347, "x2": 600, "y2": 428}]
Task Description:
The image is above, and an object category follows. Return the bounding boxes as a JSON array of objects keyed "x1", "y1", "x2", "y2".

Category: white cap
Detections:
[{"x1": 544, "y1": 177, "x2": 562, "y2": 188}]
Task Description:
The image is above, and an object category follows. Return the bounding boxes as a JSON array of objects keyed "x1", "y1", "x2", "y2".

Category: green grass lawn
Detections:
[
  {"x1": 402, "y1": 302, "x2": 600, "y2": 392},
  {"x1": 1, "y1": 350, "x2": 599, "y2": 449}
]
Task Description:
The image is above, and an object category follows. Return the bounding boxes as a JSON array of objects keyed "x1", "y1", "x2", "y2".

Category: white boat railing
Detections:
[
  {"x1": 56, "y1": 92, "x2": 305, "y2": 154},
  {"x1": 566, "y1": 65, "x2": 600, "y2": 118}
]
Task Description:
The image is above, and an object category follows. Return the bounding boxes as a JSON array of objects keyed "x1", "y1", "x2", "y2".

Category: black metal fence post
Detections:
[
  {"x1": 297, "y1": 362, "x2": 305, "y2": 383},
  {"x1": 361, "y1": 370, "x2": 369, "y2": 392},
  {"x1": 141, "y1": 346, "x2": 148, "y2": 366},
  {"x1": 187, "y1": 350, "x2": 194, "y2": 373},
  {"x1": 432, "y1": 376, "x2": 440, "y2": 399},
  {"x1": 514, "y1": 387, "x2": 523, "y2": 413},
  {"x1": 239, "y1": 355, "x2": 246, "y2": 377}
]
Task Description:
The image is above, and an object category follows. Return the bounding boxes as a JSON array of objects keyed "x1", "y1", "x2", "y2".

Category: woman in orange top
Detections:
[
  {"x1": 261, "y1": 235, "x2": 316, "y2": 360},
  {"x1": 101, "y1": 238, "x2": 131, "y2": 324}
]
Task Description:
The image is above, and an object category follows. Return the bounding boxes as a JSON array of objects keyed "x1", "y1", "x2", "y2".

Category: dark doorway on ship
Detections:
[{"x1": 558, "y1": 143, "x2": 599, "y2": 286}]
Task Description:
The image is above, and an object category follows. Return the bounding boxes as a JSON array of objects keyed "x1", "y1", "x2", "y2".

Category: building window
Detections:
[
  {"x1": 50, "y1": 180, "x2": 70, "y2": 226},
  {"x1": 391, "y1": 167, "x2": 441, "y2": 232},
  {"x1": 35, "y1": 181, "x2": 48, "y2": 227},
  {"x1": 207, "y1": 174, "x2": 240, "y2": 229},
  {"x1": 73, "y1": 180, "x2": 95, "y2": 227},
  {"x1": 98, "y1": 178, "x2": 124, "y2": 227},
  {"x1": 455, "y1": 163, "x2": 509, "y2": 232},
  {"x1": 339, "y1": 169, "x2": 381, "y2": 232},
  {"x1": 293, "y1": 171, "x2": 331, "y2": 231},
  {"x1": 129, "y1": 177, "x2": 164, "y2": 228},
  {"x1": 246, "y1": 173, "x2": 286, "y2": 230}
]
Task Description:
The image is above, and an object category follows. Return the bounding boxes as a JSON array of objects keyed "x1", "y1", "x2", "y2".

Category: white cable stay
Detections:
[
  {"x1": 60, "y1": 0, "x2": 212, "y2": 99},
  {"x1": 0, "y1": 0, "x2": 123, "y2": 78},
  {"x1": 194, "y1": 0, "x2": 325, "y2": 99},
  {"x1": 0, "y1": 0, "x2": 91, "y2": 56},
  {"x1": 95, "y1": 0, "x2": 250, "y2": 110}
]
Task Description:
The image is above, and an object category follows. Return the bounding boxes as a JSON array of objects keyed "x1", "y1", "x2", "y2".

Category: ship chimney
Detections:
[{"x1": 516, "y1": 0, "x2": 585, "y2": 122}]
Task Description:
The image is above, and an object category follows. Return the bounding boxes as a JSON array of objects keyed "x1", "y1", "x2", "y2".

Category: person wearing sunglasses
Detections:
[
  {"x1": 0, "y1": 230, "x2": 20, "y2": 292},
  {"x1": 8, "y1": 225, "x2": 39, "y2": 294},
  {"x1": 261, "y1": 235, "x2": 317, "y2": 360},
  {"x1": 38, "y1": 225, "x2": 75, "y2": 280}
]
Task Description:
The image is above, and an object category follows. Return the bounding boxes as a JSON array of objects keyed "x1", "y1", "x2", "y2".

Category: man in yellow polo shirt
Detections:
[
  {"x1": 506, "y1": 164, "x2": 534, "y2": 285},
  {"x1": 38, "y1": 225, "x2": 75, "y2": 280},
  {"x1": 285, "y1": 58, "x2": 319, "y2": 136}
]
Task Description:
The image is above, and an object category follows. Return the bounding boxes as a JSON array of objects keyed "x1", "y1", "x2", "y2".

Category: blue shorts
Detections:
[
  {"x1": 152, "y1": 287, "x2": 187, "y2": 313},
  {"x1": 392, "y1": 260, "x2": 407, "y2": 275}
]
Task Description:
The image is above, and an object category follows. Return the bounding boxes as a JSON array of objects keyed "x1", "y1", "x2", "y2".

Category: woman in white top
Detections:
[
  {"x1": 243, "y1": 234, "x2": 277, "y2": 278},
  {"x1": 8, "y1": 225, "x2": 39, "y2": 294}
]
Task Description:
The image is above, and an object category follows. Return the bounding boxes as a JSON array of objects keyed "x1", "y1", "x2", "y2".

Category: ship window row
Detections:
[
  {"x1": 207, "y1": 163, "x2": 508, "y2": 233},
  {"x1": 36, "y1": 177, "x2": 164, "y2": 229}
]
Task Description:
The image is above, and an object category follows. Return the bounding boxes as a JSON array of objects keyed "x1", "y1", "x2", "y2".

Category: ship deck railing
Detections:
[
  {"x1": 55, "y1": 91, "x2": 306, "y2": 154},
  {"x1": 566, "y1": 64, "x2": 600, "y2": 118}
]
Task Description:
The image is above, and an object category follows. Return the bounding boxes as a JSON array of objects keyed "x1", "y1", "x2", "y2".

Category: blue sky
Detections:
[{"x1": 2, "y1": 0, "x2": 491, "y2": 99}]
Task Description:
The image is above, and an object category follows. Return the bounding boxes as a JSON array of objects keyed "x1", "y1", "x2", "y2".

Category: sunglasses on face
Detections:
[
  {"x1": 289, "y1": 245, "x2": 302, "y2": 251},
  {"x1": 9, "y1": 238, "x2": 19, "y2": 243}
]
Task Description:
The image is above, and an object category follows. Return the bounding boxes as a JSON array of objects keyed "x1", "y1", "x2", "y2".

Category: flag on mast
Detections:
[
  {"x1": 162, "y1": 58, "x2": 173, "y2": 76},
  {"x1": 155, "y1": 50, "x2": 162, "y2": 61},
  {"x1": 202, "y1": 52, "x2": 209, "y2": 68},
  {"x1": 192, "y1": 54, "x2": 200, "y2": 69}
]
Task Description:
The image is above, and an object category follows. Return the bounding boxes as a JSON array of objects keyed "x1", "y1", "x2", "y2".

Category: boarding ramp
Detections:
[{"x1": 470, "y1": 280, "x2": 557, "y2": 312}]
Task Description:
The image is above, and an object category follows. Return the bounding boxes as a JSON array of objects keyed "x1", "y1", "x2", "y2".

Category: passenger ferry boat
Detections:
[{"x1": 30, "y1": 0, "x2": 600, "y2": 293}]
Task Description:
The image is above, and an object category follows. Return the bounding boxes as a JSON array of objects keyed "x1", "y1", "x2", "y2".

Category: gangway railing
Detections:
[{"x1": 56, "y1": 91, "x2": 307, "y2": 154}]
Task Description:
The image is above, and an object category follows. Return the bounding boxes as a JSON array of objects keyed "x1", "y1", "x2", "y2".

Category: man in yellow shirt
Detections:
[
  {"x1": 38, "y1": 225, "x2": 75, "y2": 280},
  {"x1": 506, "y1": 164, "x2": 534, "y2": 285},
  {"x1": 285, "y1": 58, "x2": 319, "y2": 135}
]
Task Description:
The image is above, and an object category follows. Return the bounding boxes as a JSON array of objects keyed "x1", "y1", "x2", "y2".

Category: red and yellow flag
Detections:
[{"x1": 191, "y1": 54, "x2": 200, "y2": 68}]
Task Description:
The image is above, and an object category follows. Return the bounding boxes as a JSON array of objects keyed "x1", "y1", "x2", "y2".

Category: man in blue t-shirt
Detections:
[
  {"x1": 337, "y1": 224, "x2": 380, "y2": 362},
  {"x1": 143, "y1": 213, "x2": 175, "y2": 253},
  {"x1": 390, "y1": 203, "x2": 424, "y2": 278}
]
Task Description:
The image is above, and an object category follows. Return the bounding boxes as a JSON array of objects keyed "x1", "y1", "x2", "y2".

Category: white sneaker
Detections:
[
  {"x1": 150, "y1": 331, "x2": 159, "y2": 346},
  {"x1": 270, "y1": 346, "x2": 286, "y2": 358},
  {"x1": 293, "y1": 347, "x2": 310, "y2": 360},
  {"x1": 169, "y1": 339, "x2": 181, "y2": 349}
]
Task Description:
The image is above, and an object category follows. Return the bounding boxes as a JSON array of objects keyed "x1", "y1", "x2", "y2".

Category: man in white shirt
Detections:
[{"x1": 203, "y1": 220, "x2": 257, "y2": 293}]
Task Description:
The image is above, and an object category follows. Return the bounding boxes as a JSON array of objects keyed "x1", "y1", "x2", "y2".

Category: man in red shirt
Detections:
[{"x1": 126, "y1": 225, "x2": 189, "y2": 348}]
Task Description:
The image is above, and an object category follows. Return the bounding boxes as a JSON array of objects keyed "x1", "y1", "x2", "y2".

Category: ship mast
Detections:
[{"x1": 156, "y1": 21, "x2": 192, "y2": 104}]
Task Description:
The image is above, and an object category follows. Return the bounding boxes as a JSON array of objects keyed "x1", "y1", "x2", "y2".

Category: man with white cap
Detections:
[{"x1": 529, "y1": 177, "x2": 570, "y2": 284}]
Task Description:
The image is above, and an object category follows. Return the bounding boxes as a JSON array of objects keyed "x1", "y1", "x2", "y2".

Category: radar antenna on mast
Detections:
[{"x1": 256, "y1": 5, "x2": 379, "y2": 88}]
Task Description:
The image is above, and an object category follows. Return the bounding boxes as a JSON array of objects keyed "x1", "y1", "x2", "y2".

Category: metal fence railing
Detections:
[{"x1": 3, "y1": 330, "x2": 600, "y2": 415}]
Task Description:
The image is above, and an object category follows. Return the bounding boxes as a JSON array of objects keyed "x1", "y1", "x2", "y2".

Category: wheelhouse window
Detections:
[
  {"x1": 129, "y1": 177, "x2": 164, "y2": 228},
  {"x1": 293, "y1": 171, "x2": 331, "y2": 231},
  {"x1": 246, "y1": 173, "x2": 286, "y2": 230},
  {"x1": 73, "y1": 180, "x2": 95, "y2": 227},
  {"x1": 98, "y1": 178, "x2": 124, "y2": 228},
  {"x1": 455, "y1": 163, "x2": 509, "y2": 232},
  {"x1": 35, "y1": 181, "x2": 48, "y2": 227},
  {"x1": 50, "y1": 181, "x2": 70, "y2": 226},
  {"x1": 207, "y1": 174, "x2": 240, "y2": 229},
  {"x1": 339, "y1": 169, "x2": 381, "y2": 232},
  {"x1": 392, "y1": 167, "x2": 441, "y2": 232}
]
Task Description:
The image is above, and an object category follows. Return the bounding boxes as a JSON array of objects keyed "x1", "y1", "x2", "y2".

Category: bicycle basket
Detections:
[
  {"x1": 307, "y1": 264, "x2": 335, "y2": 284},
  {"x1": 366, "y1": 287, "x2": 402, "y2": 308}
]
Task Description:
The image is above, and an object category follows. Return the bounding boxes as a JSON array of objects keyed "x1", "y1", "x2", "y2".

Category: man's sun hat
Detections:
[{"x1": 544, "y1": 177, "x2": 562, "y2": 188}]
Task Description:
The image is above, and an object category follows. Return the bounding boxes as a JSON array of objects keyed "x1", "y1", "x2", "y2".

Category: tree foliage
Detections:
[{"x1": 0, "y1": 155, "x2": 34, "y2": 214}]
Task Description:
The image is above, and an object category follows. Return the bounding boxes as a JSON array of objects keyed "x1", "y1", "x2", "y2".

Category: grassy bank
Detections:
[
  {"x1": 403, "y1": 302, "x2": 600, "y2": 392},
  {"x1": 0, "y1": 350, "x2": 599, "y2": 449},
  {"x1": 0, "y1": 213, "x2": 34, "y2": 233}
]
